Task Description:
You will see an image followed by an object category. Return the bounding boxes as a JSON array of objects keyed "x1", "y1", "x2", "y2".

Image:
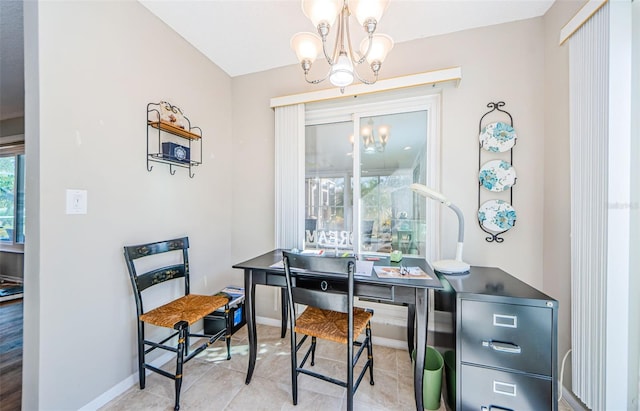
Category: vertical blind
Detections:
[
  {"x1": 274, "y1": 103, "x2": 305, "y2": 249},
  {"x1": 569, "y1": 3, "x2": 609, "y2": 410}
]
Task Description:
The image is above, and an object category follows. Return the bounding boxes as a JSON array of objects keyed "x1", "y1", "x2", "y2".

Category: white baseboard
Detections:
[{"x1": 78, "y1": 351, "x2": 174, "y2": 411}]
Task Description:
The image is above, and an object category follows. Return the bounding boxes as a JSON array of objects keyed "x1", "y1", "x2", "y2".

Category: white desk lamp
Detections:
[{"x1": 410, "y1": 184, "x2": 470, "y2": 275}]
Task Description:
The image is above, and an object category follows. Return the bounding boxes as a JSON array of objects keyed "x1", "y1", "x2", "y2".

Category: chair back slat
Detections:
[
  {"x1": 292, "y1": 287, "x2": 349, "y2": 313},
  {"x1": 124, "y1": 237, "x2": 189, "y2": 260},
  {"x1": 123, "y1": 237, "x2": 191, "y2": 314},
  {"x1": 136, "y1": 264, "x2": 187, "y2": 292},
  {"x1": 282, "y1": 251, "x2": 355, "y2": 314}
]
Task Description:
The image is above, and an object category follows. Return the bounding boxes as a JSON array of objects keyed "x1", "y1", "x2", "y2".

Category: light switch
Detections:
[{"x1": 66, "y1": 189, "x2": 88, "y2": 214}]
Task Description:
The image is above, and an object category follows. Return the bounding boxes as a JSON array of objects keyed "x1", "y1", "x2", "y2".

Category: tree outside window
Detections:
[{"x1": 0, "y1": 148, "x2": 25, "y2": 245}]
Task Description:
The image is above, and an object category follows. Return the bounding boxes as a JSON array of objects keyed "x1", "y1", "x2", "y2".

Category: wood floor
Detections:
[{"x1": 0, "y1": 299, "x2": 22, "y2": 411}]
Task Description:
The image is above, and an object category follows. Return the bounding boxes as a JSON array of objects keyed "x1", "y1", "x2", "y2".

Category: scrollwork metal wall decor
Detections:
[{"x1": 477, "y1": 101, "x2": 518, "y2": 243}]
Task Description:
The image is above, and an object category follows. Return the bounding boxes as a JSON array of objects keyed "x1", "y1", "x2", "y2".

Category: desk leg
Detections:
[
  {"x1": 407, "y1": 303, "x2": 415, "y2": 360},
  {"x1": 414, "y1": 288, "x2": 428, "y2": 411},
  {"x1": 244, "y1": 268, "x2": 257, "y2": 385},
  {"x1": 280, "y1": 288, "x2": 288, "y2": 338}
]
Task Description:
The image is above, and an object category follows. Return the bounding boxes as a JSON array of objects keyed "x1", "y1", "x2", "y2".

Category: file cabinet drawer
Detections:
[
  {"x1": 460, "y1": 364, "x2": 552, "y2": 411},
  {"x1": 460, "y1": 299, "x2": 553, "y2": 376}
]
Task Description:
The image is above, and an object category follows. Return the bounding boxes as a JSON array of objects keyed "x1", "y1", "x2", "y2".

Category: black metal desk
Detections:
[{"x1": 233, "y1": 249, "x2": 444, "y2": 411}]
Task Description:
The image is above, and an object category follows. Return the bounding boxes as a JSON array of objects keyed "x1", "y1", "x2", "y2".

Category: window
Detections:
[
  {"x1": 302, "y1": 94, "x2": 440, "y2": 258},
  {"x1": 0, "y1": 143, "x2": 25, "y2": 248}
]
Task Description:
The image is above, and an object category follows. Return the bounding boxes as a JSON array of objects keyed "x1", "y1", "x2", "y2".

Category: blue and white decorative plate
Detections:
[
  {"x1": 479, "y1": 121, "x2": 517, "y2": 152},
  {"x1": 478, "y1": 200, "x2": 517, "y2": 233},
  {"x1": 479, "y1": 160, "x2": 517, "y2": 192}
]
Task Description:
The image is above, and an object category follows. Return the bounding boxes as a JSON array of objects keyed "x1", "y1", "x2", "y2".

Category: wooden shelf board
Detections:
[{"x1": 148, "y1": 121, "x2": 201, "y2": 140}]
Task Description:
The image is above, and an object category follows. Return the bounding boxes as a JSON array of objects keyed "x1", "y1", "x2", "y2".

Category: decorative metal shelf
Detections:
[{"x1": 147, "y1": 102, "x2": 202, "y2": 178}]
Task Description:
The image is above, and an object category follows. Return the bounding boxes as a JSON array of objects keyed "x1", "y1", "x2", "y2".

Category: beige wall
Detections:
[
  {"x1": 232, "y1": 17, "x2": 550, "y2": 325},
  {"x1": 23, "y1": 1, "x2": 233, "y2": 409}
]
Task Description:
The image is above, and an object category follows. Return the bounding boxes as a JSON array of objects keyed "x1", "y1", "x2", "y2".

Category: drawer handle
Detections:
[
  {"x1": 320, "y1": 281, "x2": 328, "y2": 291},
  {"x1": 481, "y1": 406, "x2": 514, "y2": 411},
  {"x1": 482, "y1": 340, "x2": 521, "y2": 354}
]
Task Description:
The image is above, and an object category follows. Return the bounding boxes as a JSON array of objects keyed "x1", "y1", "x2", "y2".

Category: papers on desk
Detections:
[
  {"x1": 355, "y1": 261, "x2": 373, "y2": 277},
  {"x1": 217, "y1": 285, "x2": 245, "y2": 306},
  {"x1": 269, "y1": 260, "x2": 284, "y2": 269},
  {"x1": 374, "y1": 266, "x2": 432, "y2": 279}
]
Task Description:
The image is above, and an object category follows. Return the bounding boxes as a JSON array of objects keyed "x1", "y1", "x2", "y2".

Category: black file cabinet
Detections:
[{"x1": 446, "y1": 267, "x2": 558, "y2": 411}]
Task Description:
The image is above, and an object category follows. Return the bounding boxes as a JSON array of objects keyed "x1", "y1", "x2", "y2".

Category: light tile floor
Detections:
[{"x1": 100, "y1": 324, "x2": 574, "y2": 411}]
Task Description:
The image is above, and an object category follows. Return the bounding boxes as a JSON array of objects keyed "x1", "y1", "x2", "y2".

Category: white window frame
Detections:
[
  {"x1": 0, "y1": 139, "x2": 26, "y2": 252},
  {"x1": 275, "y1": 91, "x2": 443, "y2": 327},
  {"x1": 304, "y1": 93, "x2": 442, "y2": 261}
]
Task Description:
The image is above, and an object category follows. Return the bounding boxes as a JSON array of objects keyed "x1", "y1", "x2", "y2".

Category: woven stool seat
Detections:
[
  {"x1": 295, "y1": 306, "x2": 372, "y2": 344},
  {"x1": 140, "y1": 294, "x2": 229, "y2": 328}
]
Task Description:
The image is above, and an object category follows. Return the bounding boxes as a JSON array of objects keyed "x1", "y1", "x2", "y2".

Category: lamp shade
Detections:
[
  {"x1": 302, "y1": 0, "x2": 342, "y2": 28},
  {"x1": 329, "y1": 53, "x2": 354, "y2": 87},
  {"x1": 349, "y1": 0, "x2": 389, "y2": 26},
  {"x1": 360, "y1": 34, "x2": 394, "y2": 64},
  {"x1": 410, "y1": 183, "x2": 470, "y2": 275},
  {"x1": 409, "y1": 183, "x2": 448, "y2": 204},
  {"x1": 291, "y1": 32, "x2": 323, "y2": 62}
]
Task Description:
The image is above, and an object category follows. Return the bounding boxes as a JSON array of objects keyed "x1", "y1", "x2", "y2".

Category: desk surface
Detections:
[{"x1": 233, "y1": 249, "x2": 444, "y2": 290}]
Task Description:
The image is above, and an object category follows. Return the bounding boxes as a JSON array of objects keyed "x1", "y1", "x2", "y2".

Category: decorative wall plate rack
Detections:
[{"x1": 477, "y1": 101, "x2": 517, "y2": 242}]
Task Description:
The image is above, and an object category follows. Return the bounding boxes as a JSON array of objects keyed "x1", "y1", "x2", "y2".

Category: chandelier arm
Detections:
[
  {"x1": 304, "y1": 66, "x2": 333, "y2": 85},
  {"x1": 352, "y1": 67, "x2": 379, "y2": 85},
  {"x1": 335, "y1": 5, "x2": 348, "y2": 60},
  {"x1": 321, "y1": 36, "x2": 336, "y2": 65},
  {"x1": 345, "y1": 17, "x2": 370, "y2": 66}
]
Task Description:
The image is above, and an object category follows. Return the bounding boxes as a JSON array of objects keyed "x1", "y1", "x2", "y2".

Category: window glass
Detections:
[
  {"x1": 304, "y1": 121, "x2": 353, "y2": 252},
  {"x1": 0, "y1": 148, "x2": 25, "y2": 245},
  {"x1": 303, "y1": 110, "x2": 429, "y2": 257},
  {"x1": 359, "y1": 112, "x2": 427, "y2": 256}
]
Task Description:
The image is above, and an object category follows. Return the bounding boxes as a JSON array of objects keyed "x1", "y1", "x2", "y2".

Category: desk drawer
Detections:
[
  {"x1": 460, "y1": 364, "x2": 552, "y2": 411},
  {"x1": 460, "y1": 300, "x2": 553, "y2": 376},
  {"x1": 295, "y1": 277, "x2": 393, "y2": 301}
]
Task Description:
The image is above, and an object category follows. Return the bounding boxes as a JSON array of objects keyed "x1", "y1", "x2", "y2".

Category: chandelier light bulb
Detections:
[
  {"x1": 329, "y1": 53, "x2": 354, "y2": 87},
  {"x1": 348, "y1": 0, "x2": 389, "y2": 27},
  {"x1": 360, "y1": 33, "x2": 394, "y2": 64},
  {"x1": 378, "y1": 125, "x2": 390, "y2": 147},
  {"x1": 302, "y1": 0, "x2": 342, "y2": 29},
  {"x1": 291, "y1": 32, "x2": 322, "y2": 63},
  {"x1": 361, "y1": 125, "x2": 372, "y2": 137}
]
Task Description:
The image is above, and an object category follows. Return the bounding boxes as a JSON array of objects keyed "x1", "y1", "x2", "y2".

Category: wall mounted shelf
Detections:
[{"x1": 146, "y1": 102, "x2": 202, "y2": 178}]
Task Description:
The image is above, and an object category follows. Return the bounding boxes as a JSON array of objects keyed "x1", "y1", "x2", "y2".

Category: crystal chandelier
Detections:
[{"x1": 290, "y1": 0, "x2": 394, "y2": 92}]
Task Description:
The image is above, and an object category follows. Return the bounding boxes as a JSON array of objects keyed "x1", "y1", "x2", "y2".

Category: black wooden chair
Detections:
[
  {"x1": 123, "y1": 237, "x2": 231, "y2": 411},
  {"x1": 282, "y1": 251, "x2": 374, "y2": 411}
]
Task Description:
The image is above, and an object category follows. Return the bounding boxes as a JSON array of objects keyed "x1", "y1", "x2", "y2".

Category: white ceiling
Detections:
[
  {"x1": 139, "y1": 0, "x2": 554, "y2": 77},
  {"x1": 0, "y1": 0, "x2": 554, "y2": 121}
]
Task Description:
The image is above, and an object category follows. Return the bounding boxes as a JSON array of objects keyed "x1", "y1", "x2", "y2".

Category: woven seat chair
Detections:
[
  {"x1": 282, "y1": 251, "x2": 374, "y2": 411},
  {"x1": 124, "y1": 237, "x2": 231, "y2": 411}
]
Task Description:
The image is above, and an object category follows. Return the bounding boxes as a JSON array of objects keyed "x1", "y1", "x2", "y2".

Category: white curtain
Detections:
[{"x1": 274, "y1": 104, "x2": 305, "y2": 249}]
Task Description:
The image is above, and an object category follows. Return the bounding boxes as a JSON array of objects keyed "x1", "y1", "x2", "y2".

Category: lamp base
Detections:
[{"x1": 432, "y1": 259, "x2": 470, "y2": 275}]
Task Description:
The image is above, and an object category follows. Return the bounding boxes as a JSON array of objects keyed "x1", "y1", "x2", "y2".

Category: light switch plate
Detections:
[{"x1": 66, "y1": 189, "x2": 88, "y2": 214}]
